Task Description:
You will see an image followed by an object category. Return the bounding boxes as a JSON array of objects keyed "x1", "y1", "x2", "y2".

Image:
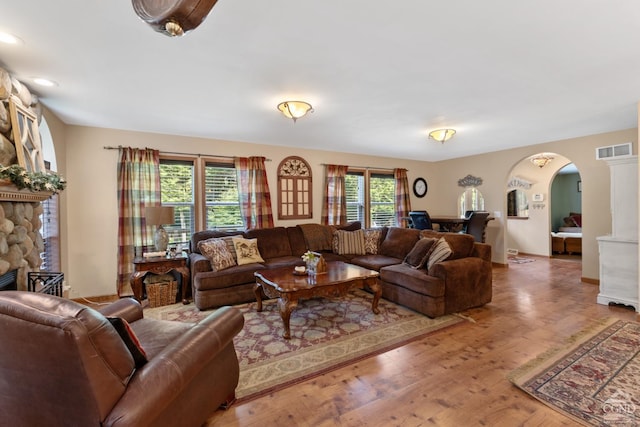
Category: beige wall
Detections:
[{"x1": 50, "y1": 122, "x2": 637, "y2": 298}]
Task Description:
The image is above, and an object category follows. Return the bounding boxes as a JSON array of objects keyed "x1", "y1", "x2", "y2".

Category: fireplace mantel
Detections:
[{"x1": 0, "y1": 184, "x2": 53, "y2": 202}]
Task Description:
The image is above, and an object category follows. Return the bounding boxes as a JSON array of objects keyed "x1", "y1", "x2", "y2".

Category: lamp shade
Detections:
[
  {"x1": 145, "y1": 206, "x2": 175, "y2": 226},
  {"x1": 277, "y1": 101, "x2": 313, "y2": 122},
  {"x1": 428, "y1": 129, "x2": 456, "y2": 143},
  {"x1": 132, "y1": 0, "x2": 219, "y2": 37}
]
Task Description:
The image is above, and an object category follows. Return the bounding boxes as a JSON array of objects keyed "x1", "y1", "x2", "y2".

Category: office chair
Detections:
[{"x1": 408, "y1": 210, "x2": 433, "y2": 230}]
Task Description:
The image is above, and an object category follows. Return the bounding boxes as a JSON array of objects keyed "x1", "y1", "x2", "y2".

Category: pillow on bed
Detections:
[{"x1": 570, "y1": 213, "x2": 582, "y2": 227}]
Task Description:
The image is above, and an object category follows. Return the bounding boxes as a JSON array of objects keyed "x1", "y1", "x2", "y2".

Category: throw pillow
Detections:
[
  {"x1": 333, "y1": 229, "x2": 366, "y2": 255},
  {"x1": 426, "y1": 237, "x2": 453, "y2": 270},
  {"x1": 232, "y1": 237, "x2": 265, "y2": 265},
  {"x1": 403, "y1": 237, "x2": 438, "y2": 269},
  {"x1": 198, "y1": 238, "x2": 236, "y2": 271},
  {"x1": 364, "y1": 228, "x2": 383, "y2": 254},
  {"x1": 107, "y1": 317, "x2": 147, "y2": 368}
]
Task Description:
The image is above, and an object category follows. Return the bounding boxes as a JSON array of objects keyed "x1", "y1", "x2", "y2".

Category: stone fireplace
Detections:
[{"x1": 0, "y1": 188, "x2": 49, "y2": 292}]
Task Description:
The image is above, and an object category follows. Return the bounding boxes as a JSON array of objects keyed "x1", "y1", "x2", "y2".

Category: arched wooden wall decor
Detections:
[
  {"x1": 9, "y1": 96, "x2": 46, "y2": 173},
  {"x1": 277, "y1": 156, "x2": 312, "y2": 220}
]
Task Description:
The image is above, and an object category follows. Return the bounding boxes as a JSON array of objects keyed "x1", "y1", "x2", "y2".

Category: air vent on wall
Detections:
[{"x1": 595, "y1": 142, "x2": 633, "y2": 160}]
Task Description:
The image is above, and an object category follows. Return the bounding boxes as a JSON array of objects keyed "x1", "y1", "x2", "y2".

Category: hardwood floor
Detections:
[{"x1": 205, "y1": 256, "x2": 638, "y2": 426}]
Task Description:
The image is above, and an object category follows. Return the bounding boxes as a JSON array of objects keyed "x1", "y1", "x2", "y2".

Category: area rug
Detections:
[
  {"x1": 145, "y1": 290, "x2": 464, "y2": 403},
  {"x1": 509, "y1": 318, "x2": 640, "y2": 426},
  {"x1": 508, "y1": 256, "x2": 535, "y2": 264}
]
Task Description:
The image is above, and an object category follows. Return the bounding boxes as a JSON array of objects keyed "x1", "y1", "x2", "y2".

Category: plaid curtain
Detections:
[
  {"x1": 235, "y1": 156, "x2": 274, "y2": 229},
  {"x1": 116, "y1": 147, "x2": 161, "y2": 296},
  {"x1": 394, "y1": 168, "x2": 411, "y2": 228},
  {"x1": 321, "y1": 164, "x2": 348, "y2": 225}
]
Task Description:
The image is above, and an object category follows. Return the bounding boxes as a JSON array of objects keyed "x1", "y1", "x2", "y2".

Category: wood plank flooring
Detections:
[{"x1": 205, "y1": 256, "x2": 638, "y2": 426}]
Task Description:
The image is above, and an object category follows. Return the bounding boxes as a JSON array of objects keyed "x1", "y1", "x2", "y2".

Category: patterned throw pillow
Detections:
[
  {"x1": 232, "y1": 237, "x2": 265, "y2": 265},
  {"x1": 198, "y1": 238, "x2": 236, "y2": 271},
  {"x1": 426, "y1": 237, "x2": 453, "y2": 270},
  {"x1": 107, "y1": 317, "x2": 147, "y2": 368},
  {"x1": 333, "y1": 229, "x2": 366, "y2": 255},
  {"x1": 403, "y1": 237, "x2": 438, "y2": 269},
  {"x1": 364, "y1": 229, "x2": 383, "y2": 254}
]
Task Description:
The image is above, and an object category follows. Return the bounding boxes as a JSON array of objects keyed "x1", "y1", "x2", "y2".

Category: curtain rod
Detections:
[
  {"x1": 320, "y1": 163, "x2": 401, "y2": 172},
  {"x1": 103, "y1": 146, "x2": 271, "y2": 161}
]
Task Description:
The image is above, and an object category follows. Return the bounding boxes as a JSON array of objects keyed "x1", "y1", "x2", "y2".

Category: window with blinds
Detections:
[
  {"x1": 345, "y1": 172, "x2": 364, "y2": 223},
  {"x1": 370, "y1": 173, "x2": 396, "y2": 227},
  {"x1": 204, "y1": 163, "x2": 243, "y2": 230},
  {"x1": 160, "y1": 159, "x2": 195, "y2": 246},
  {"x1": 345, "y1": 170, "x2": 396, "y2": 227},
  {"x1": 40, "y1": 194, "x2": 60, "y2": 271}
]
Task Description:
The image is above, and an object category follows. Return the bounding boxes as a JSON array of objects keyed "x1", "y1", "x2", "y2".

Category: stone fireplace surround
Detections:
[{"x1": 0, "y1": 186, "x2": 50, "y2": 291}]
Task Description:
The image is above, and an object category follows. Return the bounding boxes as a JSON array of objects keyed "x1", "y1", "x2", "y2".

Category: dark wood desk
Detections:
[{"x1": 131, "y1": 254, "x2": 190, "y2": 304}]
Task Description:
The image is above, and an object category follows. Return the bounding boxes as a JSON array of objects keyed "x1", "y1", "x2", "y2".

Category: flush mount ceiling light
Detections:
[
  {"x1": 32, "y1": 78, "x2": 58, "y2": 87},
  {"x1": 0, "y1": 31, "x2": 23, "y2": 45},
  {"x1": 428, "y1": 128, "x2": 456, "y2": 143},
  {"x1": 530, "y1": 153, "x2": 554, "y2": 168},
  {"x1": 132, "y1": 0, "x2": 219, "y2": 37},
  {"x1": 277, "y1": 101, "x2": 313, "y2": 123}
]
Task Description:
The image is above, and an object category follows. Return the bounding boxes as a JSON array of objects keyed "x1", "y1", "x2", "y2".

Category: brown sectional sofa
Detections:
[{"x1": 189, "y1": 224, "x2": 492, "y2": 318}]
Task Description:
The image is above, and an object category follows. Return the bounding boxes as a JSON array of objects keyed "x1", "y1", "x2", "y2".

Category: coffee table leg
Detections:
[
  {"x1": 368, "y1": 279, "x2": 381, "y2": 315},
  {"x1": 277, "y1": 296, "x2": 298, "y2": 339},
  {"x1": 253, "y1": 283, "x2": 263, "y2": 312}
]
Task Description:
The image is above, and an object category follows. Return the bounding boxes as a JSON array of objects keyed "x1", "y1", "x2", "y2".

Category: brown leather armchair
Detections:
[{"x1": 0, "y1": 291, "x2": 244, "y2": 427}]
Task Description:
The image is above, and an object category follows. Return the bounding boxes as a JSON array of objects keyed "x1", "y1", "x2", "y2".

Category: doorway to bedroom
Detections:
[{"x1": 550, "y1": 163, "x2": 582, "y2": 261}]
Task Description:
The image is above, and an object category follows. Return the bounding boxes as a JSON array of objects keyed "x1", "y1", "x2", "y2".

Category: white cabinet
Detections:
[{"x1": 596, "y1": 156, "x2": 638, "y2": 311}]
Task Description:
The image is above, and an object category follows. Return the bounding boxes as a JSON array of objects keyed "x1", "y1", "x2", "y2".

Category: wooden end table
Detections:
[
  {"x1": 253, "y1": 261, "x2": 381, "y2": 339},
  {"x1": 131, "y1": 254, "x2": 190, "y2": 304}
]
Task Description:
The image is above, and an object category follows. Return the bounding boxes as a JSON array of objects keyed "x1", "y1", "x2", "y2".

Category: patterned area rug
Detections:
[
  {"x1": 509, "y1": 318, "x2": 640, "y2": 426},
  {"x1": 145, "y1": 290, "x2": 464, "y2": 403}
]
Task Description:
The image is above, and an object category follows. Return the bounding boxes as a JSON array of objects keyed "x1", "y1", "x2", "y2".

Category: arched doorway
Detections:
[{"x1": 505, "y1": 152, "x2": 582, "y2": 262}]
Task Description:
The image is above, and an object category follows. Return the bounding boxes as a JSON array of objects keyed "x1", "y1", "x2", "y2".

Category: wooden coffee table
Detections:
[{"x1": 253, "y1": 261, "x2": 381, "y2": 339}]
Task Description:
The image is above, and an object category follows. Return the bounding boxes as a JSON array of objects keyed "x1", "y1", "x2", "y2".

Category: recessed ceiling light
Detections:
[
  {"x1": 33, "y1": 78, "x2": 58, "y2": 87},
  {"x1": 0, "y1": 31, "x2": 23, "y2": 45}
]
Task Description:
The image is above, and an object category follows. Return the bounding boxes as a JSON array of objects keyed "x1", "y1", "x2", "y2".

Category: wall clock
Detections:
[{"x1": 413, "y1": 177, "x2": 428, "y2": 198}]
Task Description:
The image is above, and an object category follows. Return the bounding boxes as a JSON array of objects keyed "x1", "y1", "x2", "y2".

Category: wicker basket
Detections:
[{"x1": 146, "y1": 280, "x2": 177, "y2": 308}]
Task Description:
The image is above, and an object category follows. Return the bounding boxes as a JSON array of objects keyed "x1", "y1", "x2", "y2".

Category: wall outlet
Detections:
[{"x1": 493, "y1": 211, "x2": 501, "y2": 218}]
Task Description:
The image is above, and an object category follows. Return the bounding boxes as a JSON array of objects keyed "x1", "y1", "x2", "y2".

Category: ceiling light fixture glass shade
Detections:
[
  {"x1": 277, "y1": 101, "x2": 313, "y2": 123},
  {"x1": 530, "y1": 154, "x2": 554, "y2": 168},
  {"x1": 428, "y1": 129, "x2": 456, "y2": 143}
]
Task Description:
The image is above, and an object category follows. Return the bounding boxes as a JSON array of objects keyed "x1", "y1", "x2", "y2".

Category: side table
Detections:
[{"x1": 131, "y1": 254, "x2": 190, "y2": 304}]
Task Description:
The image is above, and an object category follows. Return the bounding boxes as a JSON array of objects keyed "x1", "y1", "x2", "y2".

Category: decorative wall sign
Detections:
[
  {"x1": 457, "y1": 174, "x2": 483, "y2": 187},
  {"x1": 8, "y1": 96, "x2": 46, "y2": 173},
  {"x1": 277, "y1": 156, "x2": 312, "y2": 220},
  {"x1": 507, "y1": 176, "x2": 533, "y2": 189}
]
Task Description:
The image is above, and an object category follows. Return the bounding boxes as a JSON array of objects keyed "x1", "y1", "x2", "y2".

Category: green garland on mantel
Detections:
[{"x1": 0, "y1": 164, "x2": 66, "y2": 194}]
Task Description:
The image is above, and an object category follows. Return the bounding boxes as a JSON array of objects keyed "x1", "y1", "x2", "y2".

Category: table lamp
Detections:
[{"x1": 145, "y1": 206, "x2": 175, "y2": 252}]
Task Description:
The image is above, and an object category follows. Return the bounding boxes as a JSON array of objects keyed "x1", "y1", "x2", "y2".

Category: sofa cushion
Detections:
[
  {"x1": 364, "y1": 228, "x2": 383, "y2": 254},
  {"x1": 244, "y1": 227, "x2": 292, "y2": 259},
  {"x1": 195, "y1": 264, "x2": 266, "y2": 291},
  {"x1": 419, "y1": 230, "x2": 475, "y2": 260},
  {"x1": 403, "y1": 237, "x2": 438, "y2": 269},
  {"x1": 349, "y1": 254, "x2": 402, "y2": 271},
  {"x1": 379, "y1": 227, "x2": 420, "y2": 259},
  {"x1": 426, "y1": 237, "x2": 452, "y2": 270},
  {"x1": 232, "y1": 237, "x2": 265, "y2": 265},
  {"x1": 198, "y1": 238, "x2": 236, "y2": 271},
  {"x1": 380, "y1": 264, "x2": 445, "y2": 297},
  {"x1": 333, "y1": 229, "x2": 366, "y2": 255}
]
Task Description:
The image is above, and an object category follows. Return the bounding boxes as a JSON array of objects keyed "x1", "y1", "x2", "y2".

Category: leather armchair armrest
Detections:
[
  {"x1": 104, "y1": 306, "x2": 244, "y2": 426},
  {"x1": 98, "y1": 298, "x2": 143, "y2": 323}
]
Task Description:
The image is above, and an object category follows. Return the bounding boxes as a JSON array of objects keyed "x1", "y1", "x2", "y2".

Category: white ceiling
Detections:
[{"x1": 1, "y1": 1, "x2": 639, "y2": 162}]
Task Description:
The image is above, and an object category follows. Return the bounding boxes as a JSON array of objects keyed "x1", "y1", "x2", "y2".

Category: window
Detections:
[
  {"x1": 345, "y1": 170, "x2": 396, "y2": 228},
  {"x1": 159, "y1": 157, "x2": 242, "y2": 248},
  {"x1": 204, "y1": 163, "x2": 243, "y2": 230}
]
